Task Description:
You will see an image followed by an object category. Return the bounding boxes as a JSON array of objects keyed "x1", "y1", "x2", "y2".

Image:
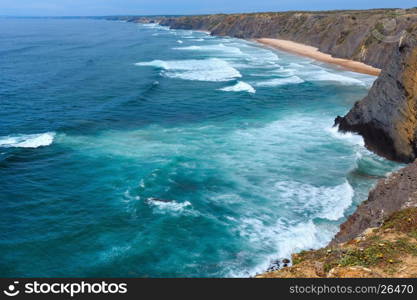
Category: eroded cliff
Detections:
[
  {"x1": 336, "y1": 27, "x2": 417, "y2": 163},
  {"x1": 156, "y1": 9, "x2": 417, "y2": 69}
]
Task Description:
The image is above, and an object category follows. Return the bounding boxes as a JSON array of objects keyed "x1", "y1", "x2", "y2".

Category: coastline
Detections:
[
  {"x1": 255, "y1": 38, "x2": 381, "y2": 76},
  {"x1": 114, "y1": 12, "x2": 417, "y2": 277}
]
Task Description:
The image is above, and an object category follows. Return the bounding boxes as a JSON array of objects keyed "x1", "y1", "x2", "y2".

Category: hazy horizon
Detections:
[{"x1": 0, "y1": 0, "x2": 415, "y2": 17}]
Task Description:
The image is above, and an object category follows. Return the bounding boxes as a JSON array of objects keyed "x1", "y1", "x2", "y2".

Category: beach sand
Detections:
[{"x1": 256, "y1": 38, "x2": 381, "y2": 76}]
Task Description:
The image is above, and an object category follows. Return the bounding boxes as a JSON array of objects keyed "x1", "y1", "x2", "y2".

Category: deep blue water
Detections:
[{"x1": 0, "y1": 19, "x2": 400, "y2": 277}]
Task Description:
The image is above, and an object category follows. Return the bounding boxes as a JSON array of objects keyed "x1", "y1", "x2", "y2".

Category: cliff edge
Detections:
[
  {"x1": 157, "y1": 9, "x2": 417, "y2": 69},
  {"x1": 336, "y1": 26, "x2": 417, "y2": 163}
]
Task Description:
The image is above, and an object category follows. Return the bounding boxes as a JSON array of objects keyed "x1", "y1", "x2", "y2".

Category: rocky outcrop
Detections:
[
  {"x1": 331, "y1": 160, "x2": 417, "y2": 244},
  {"x1": 336, "y1": 27, "x2": 417, "y2": 163}
]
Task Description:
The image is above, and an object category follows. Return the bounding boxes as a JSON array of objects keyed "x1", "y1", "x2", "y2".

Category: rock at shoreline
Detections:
[{"x1": 336, "y1": 26, "x2": 417, "y2": 163}]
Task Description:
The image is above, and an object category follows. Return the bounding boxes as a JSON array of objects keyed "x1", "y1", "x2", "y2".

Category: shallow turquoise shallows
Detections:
[{"x1": 0, "y1": 19, "x2": 400, "y2": 277}]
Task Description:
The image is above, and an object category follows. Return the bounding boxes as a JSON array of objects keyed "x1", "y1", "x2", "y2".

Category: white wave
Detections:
[
  {"x1": 327, "y1": 125, "x2": 365, "y2": 147},
  {"x1": 219, "y1": 81, "x2": 256, "y2": 93},
  {"x1": 268, "y1": 67, "x2": 296, "y2": 76},
  {"x1": 173, "y1": 45, "x2": 201, "y2": 50},
  {"x1": 244, "y1": 51, "x2": 280, "y2": 66},
  {"x1": 146, "y1": 197, "x2": 194, "y2": 215},
  {"x1": 280, "y1": 61, "x2": 374, "y2": 86},
  {"x1": 176, "y1": 40, "x2": 183, "y2": 44},
  {"x1": 309, "y1": 71, "x2": 367, "y2": 86},
  {"x1": 255, "y1": 76, "x2": 304, "y2": 87},
  {"x1": 141, "y1": 23, "x2": 159, "y2": 27},
  {"x1": 141, "y1": 23, "x2": 170, "y2": 31},
  {"x1": 135, "y1": 60, "x2": 169, "y2": 69},
  {"x1": 136, "y1": 58, "x2": 242, "y2": 82},
  {"x1": 274, "y1": 180, "x2": 354, "y2": 221},
  {"x1": 173, "y1": 43, "x2": 243, "y2": 55},
  {"x1": 229, "y1": 218, "x2": 338, "y2": 277},
  {"x1": 0, "y1": 132, "x2": 55, "y2": 148}
]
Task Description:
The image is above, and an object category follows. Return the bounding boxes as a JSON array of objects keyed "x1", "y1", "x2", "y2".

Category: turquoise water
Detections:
[{"x1": 0, "y1": 19, "x2": 400, "y2": 277}]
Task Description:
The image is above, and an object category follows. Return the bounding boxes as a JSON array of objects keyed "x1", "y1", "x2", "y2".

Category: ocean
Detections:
[{"x1": 0, "y1": 18, "x2": 400, "y2": 277}]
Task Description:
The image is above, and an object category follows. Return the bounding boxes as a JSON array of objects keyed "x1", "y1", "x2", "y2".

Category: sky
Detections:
[{"x1": 0, "y1": 0, "x2": 416, "y2": 16}]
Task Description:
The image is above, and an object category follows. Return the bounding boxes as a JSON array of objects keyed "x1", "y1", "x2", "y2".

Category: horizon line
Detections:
[{"x1": 0, "y1": 6, "x2": 414, "y2": 18}]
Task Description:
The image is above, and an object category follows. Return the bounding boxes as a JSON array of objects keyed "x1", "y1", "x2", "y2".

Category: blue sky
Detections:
[{"x1": 1, "y1": 0, "x2": 415, "y2": 16}]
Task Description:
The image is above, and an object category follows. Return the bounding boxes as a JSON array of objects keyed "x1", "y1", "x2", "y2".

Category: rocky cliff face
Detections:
[
  {"x1": 156, "y1": 10, "x2": 417, "y2": 69},
  {"x1": 336, "y1": 27, "x2": 417, "y2": 163}
]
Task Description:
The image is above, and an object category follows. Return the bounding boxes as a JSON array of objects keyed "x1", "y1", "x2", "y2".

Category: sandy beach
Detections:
[{"x1": 256, "y1": 38, "x2": 381, "y2": 76}]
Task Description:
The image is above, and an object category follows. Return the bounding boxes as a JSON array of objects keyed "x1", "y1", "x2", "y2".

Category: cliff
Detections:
[
  {"x1": 258, "y1": 162, "x2": 417, "y2": 278},
  {"x1": 336, "y1": 26, "x2": 417, "y2": 163},
  {"x1": 153, "y1": 9, "x2": 417, "y2": 70}
]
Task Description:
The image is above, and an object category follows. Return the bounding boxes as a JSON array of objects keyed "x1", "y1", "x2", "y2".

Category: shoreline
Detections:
[{"x1": 255, "y1": 38, "x2": 381, "y2": 76}]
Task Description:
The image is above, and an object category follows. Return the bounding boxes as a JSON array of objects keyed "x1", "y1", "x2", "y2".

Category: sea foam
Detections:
[
  {"x1": 0, "y1": 132, "x2": 55, "y2": 148},
  {"x1": 309, "y1": 71, "x2": 367, "y2": 86},
  {"x1": 146, "y1": 197, "x2": 195, "y2": 216},
  {"x1": 173, "y1": 43, "x2": 243, "y2": 55},
  {"x1": 274, "y1": 180, "x2": 354, "y2": 221},
  {"x1": 135, "y1": 58, "x2": 242, "y2": 82},
  {"x1": 255, "y1": 76, "x2": 304, "y2": 87},
  {"x1": 230, "y1": 217, "x2": 338, "y2": 277},
  {"x1": 327, "y1": 125, "x2": 365, "y2": 147},
  {"x1": 219, "y1": 81, "x2": 256, "y2": 93}
]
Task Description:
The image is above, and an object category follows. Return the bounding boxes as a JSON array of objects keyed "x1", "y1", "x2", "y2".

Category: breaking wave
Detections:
[
  {"x1": 255, "y1": 76, "x2": 305, "y2": 87},
  {"x1": 0, "y1": 132, "x2": 55, "y2": 148},
  {"x1": 219, "y1": 81, "x2": 256, "y2": 93},
  {"x1": 135, "y1": 58, "x2": 242, "y2": 82}
]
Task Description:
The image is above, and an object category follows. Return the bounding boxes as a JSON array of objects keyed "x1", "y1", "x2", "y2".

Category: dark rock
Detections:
[
  {"x1": 266, "y1": 260, "x2": 281, "y2": 272},
  {"x1": 337, "y1": 26, "x2": 417, "y2": 163}
]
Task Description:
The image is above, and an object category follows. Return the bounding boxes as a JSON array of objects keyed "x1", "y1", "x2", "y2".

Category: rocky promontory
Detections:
[{"x1": 336, "y1": 26, "x2": 417, "y2": 163}]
